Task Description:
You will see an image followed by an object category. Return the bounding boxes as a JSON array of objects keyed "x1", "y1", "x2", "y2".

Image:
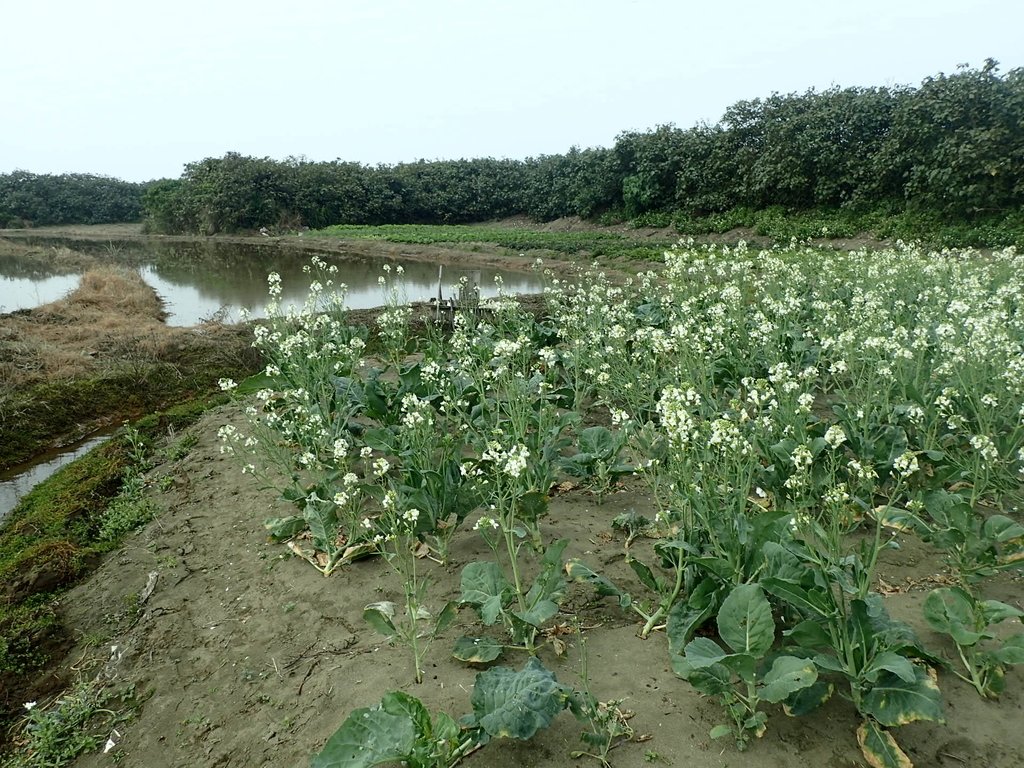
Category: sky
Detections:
[{"x1": 1, "y1": 0, "x2": 1021, "y2": 182}]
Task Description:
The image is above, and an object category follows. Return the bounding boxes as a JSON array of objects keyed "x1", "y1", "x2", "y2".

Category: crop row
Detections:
[{"x1": 220, "y1": 241, "x2": 1024, "y2": 767}]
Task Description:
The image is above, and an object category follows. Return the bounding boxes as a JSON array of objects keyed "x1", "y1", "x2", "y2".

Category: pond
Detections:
[{"x1": 0, "y1": 239, "x2": 546, "y2": 325}]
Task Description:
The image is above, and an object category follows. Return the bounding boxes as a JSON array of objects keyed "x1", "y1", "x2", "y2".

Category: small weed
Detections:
[
  {"x1": 164, "y1": 433, "x2": 198, "y2": 462},
  {"x1": 1, "y1": 680, "x2": 127, "y2": 768}
]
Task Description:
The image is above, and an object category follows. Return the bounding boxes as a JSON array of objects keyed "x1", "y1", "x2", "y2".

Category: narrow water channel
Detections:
[{"x1": 0, "y1": 432, "x2": 112, "y2": 523}]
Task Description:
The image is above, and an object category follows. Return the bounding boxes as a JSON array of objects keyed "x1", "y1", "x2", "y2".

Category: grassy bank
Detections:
[
  {"x1": 0, "y1": 398, "x2": 224, "y2": 743},
  {"x1": 0, "y1": 264, "x2": 260, "y2": 470},
  {"x1": 308, "y1": 223, "x2": 675, "y2": 261}
]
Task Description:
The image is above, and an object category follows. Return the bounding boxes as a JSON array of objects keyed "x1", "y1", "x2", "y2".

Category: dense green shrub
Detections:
[{"x1": 0, "y1": 172, "x2": 144, "y2": 227}]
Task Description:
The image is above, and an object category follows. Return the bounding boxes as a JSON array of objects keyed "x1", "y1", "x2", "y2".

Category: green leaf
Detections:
[
  {"x1": 579, "y1": 426, "x2": 616, "y2": 458},
  {"x1": 565, "y1": 560, "x2": 629, "y2": 607},
  {"x1": 709, "y1": 724, "x2": 733, "y2": 740},
  {"x1": 717, "y1": 583, "x2": 774, "y2": 656},
  {"x1": 983, "y1": 515, "x2": 1024, "y2": 543},
  {"x1": 759, "y1": 656, "x2": 818, "y2": 703},
  {"x1": 856, "y1": 719, "x2": 912, "y2": 768},
  {"x1": 783, "y1": 679, "x2": 834, "y2": 717},
  {"x1": 470, "y1": 658, "x2": 569, "y2": 740},
  {"x1": 762, "y1": 541, "x2": 805, "y2": 583},
  {"x1": 923, "y1": 587, "x2": 984, "y2": 646},
  {"x1": 380, "y1": 692, "x2": 432, "y2": 736},
  {"x1": 363, "y1": 602, "x2": 398, "y2": 639},
  {"x1": 979, "y1": 599, "x2": 1024, "y2": 625},
  {"x1": 783, "y1": 619, "x2": 830, "y2": 650},
  {"x1": 514, "y1": 599, "x2": 559, "y2": 628},
  {"x1": 667, "y1": 578, "x2": 720, "y2": 655},
  {"x1": 434, "y1": 601, "x2": 459, "y2": 636},
  {"x1": 452, "y1": 636, "x2": 503, "y2": 664},
  {"x1": 861, "y1": 668, "x2": 944, "y2": 727},
  {"x1": 762, "y1": 578, "x2": 829, "y2": 619},
  {"x1": 681, "y1": 637, "x2": 728, "y2": 670},
  {"x1": 865, "y1": 652, "x2": 918, "y2": 684},
  {"x1": 311, "y1": 705, "x2": 416, "y2": 768},
  {"x1": 516, "y1": 491, "x2": 549, "y2": 524},
  {"x1": 993, "y1": 634, "x2": 1024, "y2": 665},
  {"x1": 459, "y1": 562, "x2": 510, "y2": 625},
  {"x1": 304, "y1": 498, "x2": 338, "y2": 552},
  {"x1": 264, "y1": 515, "x2": 306, "y2": 541},
  {"x1": 627, "y1": 557, "x2": 662, "y2": 593}
]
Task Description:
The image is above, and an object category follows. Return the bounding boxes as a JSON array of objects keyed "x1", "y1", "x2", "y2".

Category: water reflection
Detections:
[
  {"x1": 0, "y1": 240, "x2": 546, "y2": 325},
  {"x1": 0, "y1": 433, "x2": 111, "y2": 523},
  {"x1": 0, "y1": 253, "x2": 82, "y2": 312}
]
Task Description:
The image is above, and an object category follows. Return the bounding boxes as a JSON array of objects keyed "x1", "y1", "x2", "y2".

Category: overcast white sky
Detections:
[{"x1": 1, "y1": 0, "x2": 1020, "y2": 182}]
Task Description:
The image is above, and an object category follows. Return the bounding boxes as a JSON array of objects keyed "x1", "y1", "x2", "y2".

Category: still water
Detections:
[
  {"x1": 0, "y1": 240, "x2": 546, "y2": 325},
  {"x1": 0, "y1": 433, "x2": 112, "y2": 523}
]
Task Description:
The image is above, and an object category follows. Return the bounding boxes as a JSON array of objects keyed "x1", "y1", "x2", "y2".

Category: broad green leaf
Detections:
[
  {"x1": 762, "y1": 541, "x2": 805, "y2": 583},
  {"x1": 667, "y1": 578, "x2": 720, "y2": 655},
  {"x1": 514, "y1": 599, "x2": 560, "y2": 628},
  {"x1": 759, "y1": 655, "x2": 818, "y2": 703},
  {"x1": 983, "y1": 515, "x2": 1024, "y2": 543},
  {"x1": 433, "y1": 601, "x2": 459, "y2": 636},
  {"x1": 864, "y1": 652, "x2": 918, "y2": 684},
  {"x1": 923, "y1": 588, "x2": 984, "y2": 646},
  {"x1": 979, "y1": 599, "x2": 1024, "y2": 625},
  {"x1": 681, "y1": 637, "x2": 728, "y2": 670},
  {"x1": 763, "y1": 578, "x2": 829, "y2": 619},
  {"x1": 783, "y1": 619, "x2": 830, "y2": 650},
  {"x1": 856, "y1": 719, "x2": 912, "y2": 768},
  {"x1": 264, "y1": 515, "x2": 306, "y2": 541},
  {"x1": 627, "y1": 557, "x2": 662, "y2": 593},
  {"x1": 304, "y1": 499, "x2": 338, "y2": 551},
  {"x1": 459, "y1": 562, "x2": 510, "y2": 625},
  {"x1": 452, "y1": 636, "x2": 503, "y2": 664},
  {"x1": 783, "y1": 679, "x2": 834, "y2": 717},
  {"x1": 363, "y1": 602, "x2": 398, "y2": 639},
  {"x1": 432, "y1": 712, "x2": 461, "y2": 745},
  {"x1": 470, "y1": 658, "x2": 569, "y2": 740},
  {"x1": 565, "y1": 560, "x2": 629, "y2": 607},
  {"x1": 861, "y1": 668, "x2": 944, "y2": 727},
  {"x1": 516, "y1": 491, "x2": 549, "y2": 524},
  {"x1": 812, "y1": 653, "x2": 846, "y2": 674},
  {"x1": 717, "y1": 583, "x2": 774, "y2": 656},
  {"x1": 993, "y1": 634, "x2": 1024, "y2": 665},
  {"x1": 578, "y1": 426, "x2": 616, "y2": 458},
  {"x1": 311, "y1": 706, "x2": 416, "y2": 768},
  {"x1": 709, "y1": 724, "x2": 732, "y2": 740},
  {"x1": 380, "y1": 692, "x2": 431, "y2": 736}
]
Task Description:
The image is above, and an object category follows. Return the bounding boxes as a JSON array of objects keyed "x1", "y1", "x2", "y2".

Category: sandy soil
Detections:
[{"x1": 28, "y1": 403, "x2": 1022, "y2": 768}]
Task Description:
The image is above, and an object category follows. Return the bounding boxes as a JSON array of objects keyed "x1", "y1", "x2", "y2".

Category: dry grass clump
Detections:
[{"x1": 52, "y1": 267, "x2": 166, "y2": 323}]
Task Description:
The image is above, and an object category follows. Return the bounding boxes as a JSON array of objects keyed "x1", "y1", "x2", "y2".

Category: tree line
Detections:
[
  {"x1": 0, "y1": 172, "x2": 145, "y2": 228},
  {"x1": 3, "y1": 61, "x2": 1021, "y2": 234}
]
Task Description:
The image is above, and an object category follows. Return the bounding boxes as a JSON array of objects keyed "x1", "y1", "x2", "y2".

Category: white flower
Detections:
[
  {"x1": 23, "y1": 701, "x2": 36, "y2": 711},
  {"x1": 360, "y1": 446, "x2": 373, "y2": 458},
  {"x1": 218, "y1": 378, "x2": 237, "y2": 391},
  {"x1": 969, "y1": 435, "x2": 999, "y2": 463},
  {"x1": 402, "y1": 508, "x2": 421, "y2": 524},
  {"x1": 824, "y1": 425, "x2": 847, "y2": 449},
  {"x1": 893, "y1": 451, "x2": 919, "y2": 479},
  {"x1": 373, "y1": 458, "x2": 391, "y2": 477}
]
